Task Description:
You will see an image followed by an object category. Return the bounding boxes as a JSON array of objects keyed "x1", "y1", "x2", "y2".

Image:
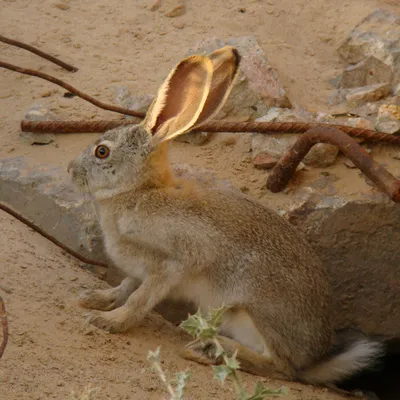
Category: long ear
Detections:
[
  {"x1": 192, "y1": 46, "x2": 240, "y2": 128},
  {"x1": 142, "y1": 55, "x2": 214, "y2": 144}
]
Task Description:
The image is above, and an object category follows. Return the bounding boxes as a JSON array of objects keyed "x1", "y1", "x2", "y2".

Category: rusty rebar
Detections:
[
  {"x1": 0, "y1": 61, "x2": 145, "y2": 118},
  {"x1": 266, "y1": 126, "x2": 400, "y2": 202},
  {"x1": 0, "y1": 296, "x2": 8, "y2": 360},
  {"x1": 20, "y1": 119, "x2": 400, "y2": 145},
  {"x1": 0, "y1": 34, "x2": 78, "y2": 72},
  {"x1": 0, "y1": 202, "x2": 108, "y2": 268}
]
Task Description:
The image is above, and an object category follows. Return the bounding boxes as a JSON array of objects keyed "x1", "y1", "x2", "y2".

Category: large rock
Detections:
[
  {"x1": 187, "y1": 36, "x2": 291, "y2": 119},
  {"x1": 287, "y1": 191, "x2": 400, "y2": 344},
  {"x1": 338, "y1": 9, "x2": 400, "y2": 82},
  {"x1": 337, "y1": 56, "x2": 393, "y2": 88},
  {"x1": 0, "y1": 157, "x2": 107, "y2": 267}
]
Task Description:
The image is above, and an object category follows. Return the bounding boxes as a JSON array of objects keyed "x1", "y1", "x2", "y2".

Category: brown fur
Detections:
[{"x1": 68, "y1": 46, "x2": 383, "y2": 389}]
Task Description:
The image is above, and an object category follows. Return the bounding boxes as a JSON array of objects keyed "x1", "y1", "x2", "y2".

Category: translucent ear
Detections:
[
  {"x1": 192, "y1": 46, "x2": 240, "y2": 128},
  {"x1": 142, "y1": 55, "x2": 214, "y2": 144}
]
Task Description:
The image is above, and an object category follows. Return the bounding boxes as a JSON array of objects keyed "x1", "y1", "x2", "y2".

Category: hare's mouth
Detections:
[{"x1": 68, "y1": 163, "x2": 90, "y2": 193}]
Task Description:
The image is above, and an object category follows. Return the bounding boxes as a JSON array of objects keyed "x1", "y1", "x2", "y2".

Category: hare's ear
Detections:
[
  {"x1": 142, "y1": 55, "x2": 214, "y2": 144},
  {"x1": 192, "y1": 46, "x2": 240, "y2": 128}
]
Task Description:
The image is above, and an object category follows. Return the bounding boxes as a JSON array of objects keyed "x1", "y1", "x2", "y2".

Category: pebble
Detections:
[
  {"x1": 252, "y1": 152, "x2": 278, "y2": 169},
  {"x1": 40, "y1": 90, "x2": 52, "y2": 98},
  {"x1": 165, "y1": 1, "x2": 185, "y2": 18},
  {"x1": 54, "y1": 3, "x2": 70, "y2": 10}
]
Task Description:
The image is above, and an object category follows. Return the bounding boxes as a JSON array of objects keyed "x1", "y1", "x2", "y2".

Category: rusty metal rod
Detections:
[
  {"x1": 20, "y1": 119, "x2": 400, "y2": 145},
  {"x1": 0, "y1": 61, "x2": 145, "y2": 118},
  {"x1": 0, "y1": 202, "x2": 108, "y2": 268},
  {"x1": 0, "y1": 296, "x2": 8, "y2": 360},
  {"x1": 0, "y1": 34, "x2": 78, "y2": 72},
  {"x1": 267, "y1": 126, "x2": 400, "y2": 202}
]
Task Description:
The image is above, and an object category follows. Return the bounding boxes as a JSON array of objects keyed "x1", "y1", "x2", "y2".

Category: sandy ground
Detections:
[{"x1": 1, "y1": 0, "x2": 400, "y2": 399}]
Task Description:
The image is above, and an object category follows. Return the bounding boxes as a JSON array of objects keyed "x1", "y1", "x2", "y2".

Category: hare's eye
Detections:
[{"x1": 95, "y1": 145, "x2": 110, "y2": 159}]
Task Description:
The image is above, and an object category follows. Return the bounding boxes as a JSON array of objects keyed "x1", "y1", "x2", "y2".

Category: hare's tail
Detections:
[{"x1": 298, "y1": 330, "x2": 384, "y2": 385}]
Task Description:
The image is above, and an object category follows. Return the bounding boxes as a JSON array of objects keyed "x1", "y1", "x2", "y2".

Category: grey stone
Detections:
[
  {"x1": 338, "y1": 9, "x2": 400, "y2": 81},
  {"x1": 187, "y1": 36, "x2": 291, "y2": 119},
  {"x1": 287, "y1": 193, "x2": 400, "y2": 341},
  {"x1": 251, "y1": 109, "x2": 339, "y2": 167},
  {"x1": 336, "y1": 56, "x2": 393, "y2": 88},
  {"x1": 174, "y1": 131, "x2": 213, "y2": 145},
  {"x1": 326, "y1": 89, "x2": 348, "y2": 106},
  {"x1": 114, "y1": 86, "x2": 154, "y2": 120},
  {"x1": 345, "y1": 83, "x2": 392, "y2": 107},
  {"x1": 394, "y1": 82, "x2": 400, "y2": 96},
  {"x1": 0, "y1": 157, "x2": 108, "y2": 266},
  {"x1": 375, "y1": 104, "x2": 400, "y2": 134},
  {"x1": 21, "y1": 104, "x2": 57, "y2": 145},
  {"x1": 338, "y1": 9, "x2": 400, "y2": 64}
]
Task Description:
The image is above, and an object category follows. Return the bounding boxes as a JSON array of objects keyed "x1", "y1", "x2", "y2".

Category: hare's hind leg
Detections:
[
  {"x1": 183, "y1": 335, "x2": 284, "y2": 379},
  {"x1": 182, "y1": 308, "x2": 294, "y2": 380},
  {"x1": 79, "y1": 277, "x2": 140, "y2": 311}
]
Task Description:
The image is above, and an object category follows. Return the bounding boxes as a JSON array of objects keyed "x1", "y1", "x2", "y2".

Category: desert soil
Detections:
[{"x1": 0, "y1": 0, "x2": 399, "y2": 399}]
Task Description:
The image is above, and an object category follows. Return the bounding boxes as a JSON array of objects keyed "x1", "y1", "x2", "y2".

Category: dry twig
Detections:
[
  {"x1": 0, "y1": 61, "x2": 145, "y2": 118},
  {"x1": 0, "y1": 34, "x2": 78, "y2": 72},
  {"x1": 0, "y1": 202, "x2": 108, "y2": 268},
  {"x1": 0, "y1": 296, "x2": 8, "y2": 360}
]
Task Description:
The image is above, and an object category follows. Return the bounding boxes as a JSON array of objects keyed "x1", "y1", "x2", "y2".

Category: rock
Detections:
[
  {"x1": 336, "y1": 56, "x2": 393, "y2": 88},
  {"x1": 40, "y1": 89, "x2": 53, "y2": 98},
  {"x1": 187, "y1": 36, "x2": 291, "y2": 119},
  {"x1": 20, "y1": 104, "x2": 57, "y2": 145},
  {"x1": 394, "y1": 83, "x2": 400, "y2": 96},
  {"x1": 251, "y1": 110, "x2": 298, "y2": 158},
  {"x1": 54, "y1": 3, "x2": 70, "y2": 10},
  {"x1": 326, "y1": 89, "x2": 348, "y2": 106},
  {"x1": 150, "y1": 0, "x2": 161, "y2": 11},
  {"x1": 343, "y1": 117, "x2": 375, "y2": 143},
  {"x1": 345, "y1": 116, "x2": 375, "y2": 131},
  {"x1": 114, "y1": 86, "x2": 154, "y2": 120},
  {"x1": 251, "y1": 109, "x2": 339, "y2": 168},
  {"x1": 0, "y1": 157, "x2": 107, "y2": 267},
  {"x1": 375, "y1": 104, "x2": 400, "y2": 134},
  {"x1": 174, "y1": 131, "x2": 212, "y2": 145},
  {"x1": 287, "y1": 193, "x2": 400, "y2": 340},
  {"x1": 303, "y1": 143, "x2": 340, "y2": 168},
  {"x1": 165, "y1": 2, "x2": 185, "y2": 18},
  {"x1": 344, "y1": 159, "x2": 356, "y2": 168},
  {"x1": 252, "y1": 153, "x2": 278, "y2": 169},
  {"x1": 345, "y1": 83, "x2": 392, "y2": 107},
  {"x1": 338, "y1": 9, "x2": 400, "y2": 81}
]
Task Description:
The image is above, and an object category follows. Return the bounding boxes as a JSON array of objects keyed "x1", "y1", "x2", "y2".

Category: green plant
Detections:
[
  {"x1": 148, "y1": 347, "x2": 192, "y2": 400},
  {"x1": 148, "y1": 307, "x2": 287, "y2": 400}
]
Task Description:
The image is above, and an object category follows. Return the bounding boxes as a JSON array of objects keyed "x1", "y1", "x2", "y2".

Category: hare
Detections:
[{"x1": 68, "y1": 46, "x2": 382, "y2": 389}]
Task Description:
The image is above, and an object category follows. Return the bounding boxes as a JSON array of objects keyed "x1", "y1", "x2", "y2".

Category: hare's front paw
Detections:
[
  {"x1": 85, "y1": 309, "x2": 131, "y2": 333},
  {"x1": 79, "y1": 289, "x2": 120, "y2": 311},
  {"x1": 182, "y1": 339, "x2": 222, "y2": 365}
]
